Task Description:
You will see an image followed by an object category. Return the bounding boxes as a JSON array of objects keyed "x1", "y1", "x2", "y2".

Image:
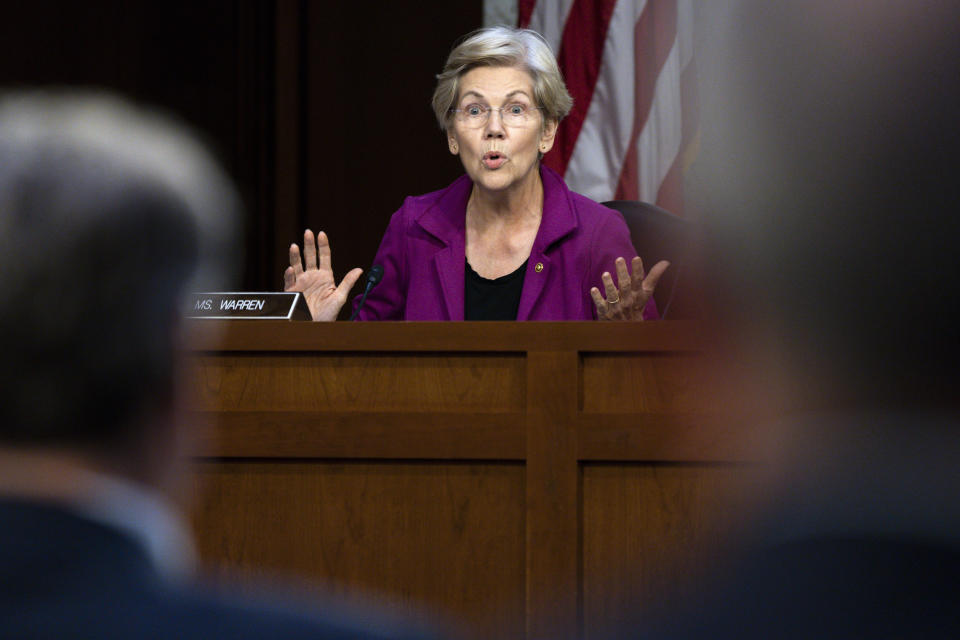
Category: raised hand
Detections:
[
  {"x1": 283, "y1": 229, "x2": 363, "y2": 322},
  {"x1": 590, "y1": 256, "x2": 669, "y2": 321}
]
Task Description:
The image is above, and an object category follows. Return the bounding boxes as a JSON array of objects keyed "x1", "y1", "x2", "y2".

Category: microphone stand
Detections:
[{"x1": 348, "y1": 264, "x2": 384, "y2": 321}]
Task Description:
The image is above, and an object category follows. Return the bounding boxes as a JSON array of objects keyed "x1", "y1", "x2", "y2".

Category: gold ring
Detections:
[{"x1": 608, "y1": 292, "x2": 621, "y2": 304}]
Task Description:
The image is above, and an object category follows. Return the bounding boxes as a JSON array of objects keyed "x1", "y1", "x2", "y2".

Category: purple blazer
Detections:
[{"x1": 353, "y1": 165, "x2": 658, "y2": 321}]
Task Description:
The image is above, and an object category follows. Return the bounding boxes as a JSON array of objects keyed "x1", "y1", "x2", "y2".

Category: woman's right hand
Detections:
[{"x1": 283, "y1": 229, "x2": 363, "y2": 321}]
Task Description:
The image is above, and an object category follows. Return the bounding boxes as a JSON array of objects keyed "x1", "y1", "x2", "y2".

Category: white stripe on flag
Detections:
[
  {"x1": 636, "y1": 33, "x2": 681, "y2": 202},
  {"x1": 564, "y1": 0, "x2": 649, "y2": 201},
  {"x1": 526, "y1": 0, "x2": 577, "y2": 57}
]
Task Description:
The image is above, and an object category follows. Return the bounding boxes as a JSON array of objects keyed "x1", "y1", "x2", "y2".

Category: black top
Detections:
[{"x1": 465, "y1": 258, "x2": 527, "y2": 320}]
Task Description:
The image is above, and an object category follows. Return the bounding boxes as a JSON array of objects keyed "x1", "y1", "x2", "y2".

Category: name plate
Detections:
[{"x1": 187, "y1": 292, "x2": 312, "y2": 320}]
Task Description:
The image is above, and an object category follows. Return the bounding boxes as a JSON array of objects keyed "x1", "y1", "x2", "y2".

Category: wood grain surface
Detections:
[
  {"x1": 192, "y1": 461, "x2": 525, "y2": 640},
  {"x1": 581, "y1": 463, "x2": 759, "y2": 640},
  {"x1": 186, "y1": 322, "x2": 759, "y2": 639},
  {"x1": 191, "y1": 353, "x2": 525, "y2": 412}
]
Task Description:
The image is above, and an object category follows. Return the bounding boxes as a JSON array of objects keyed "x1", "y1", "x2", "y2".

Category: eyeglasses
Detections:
[{"x1": 450, "y1": 103, "x2": 542, "y2": 128}]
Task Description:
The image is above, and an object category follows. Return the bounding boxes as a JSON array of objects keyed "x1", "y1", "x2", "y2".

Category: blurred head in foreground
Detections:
[
  {"x1": 696, "y1": 0, "x2": 960, "y2": 413},
  {"x1": 0, "y1": 92, "x2": 434, "y2": 640},
  {"x1": 0, "y1": 90, "x2": 240, "y2": 492},
  {"x1": 637, "y1": 2, "x2": 960, "y2": 637}
]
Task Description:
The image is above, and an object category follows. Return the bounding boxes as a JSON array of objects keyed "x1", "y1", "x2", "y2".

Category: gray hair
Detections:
[
  {"x1": 431, "y1": 26, "x2": 573, "y2": 131},
  {"x1": 0, "y1": 90, "x2": 241, "y2": 446}
]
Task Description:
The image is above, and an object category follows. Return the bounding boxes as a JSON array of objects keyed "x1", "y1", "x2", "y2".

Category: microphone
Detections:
[{"x1": 349, "y1": 264, "x2": 384, "y2": 320}]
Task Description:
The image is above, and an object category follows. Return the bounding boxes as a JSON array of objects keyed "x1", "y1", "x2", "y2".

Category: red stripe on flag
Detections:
[
  {"x1": 614, "y1": 0, "x2": 677, "y2": 201},
  {"x1": 518, "y1": 0, "x2": 537, "y2": 28},
  {"x1": 543, "y1": 0, "x2": 619, "y2": 177}
]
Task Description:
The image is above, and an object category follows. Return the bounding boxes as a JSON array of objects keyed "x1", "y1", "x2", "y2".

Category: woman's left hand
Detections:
[{"x1": 590, "y1": 256, "x2": 670, "y2": 321}]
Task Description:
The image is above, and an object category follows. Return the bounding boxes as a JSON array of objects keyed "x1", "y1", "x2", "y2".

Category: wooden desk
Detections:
[{"x1": 187, "y1": 321, "x2": 757, "y2": 639}]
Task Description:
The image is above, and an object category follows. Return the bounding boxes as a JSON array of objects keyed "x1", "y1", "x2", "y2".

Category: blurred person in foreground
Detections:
[
  {"x1": 0, "y1": 92, "x2": 431, "y2": 639},
  {"x1": 632, "y1": 1, "x2": 960, "y2": 638},
  {"x1": 282, "y1": 26, "x2": 667, "y2": 322}
]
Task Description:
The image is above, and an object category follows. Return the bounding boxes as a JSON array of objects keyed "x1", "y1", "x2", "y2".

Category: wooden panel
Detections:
[
  {"x1": 192, "y1": 461, "x2": 525, "y2": 640},
  {"x1": 577, "y1": 413, "x2": 762, "y2": 462},
  {"x1": 191, "y1": 411, "x2": 525, "y2": 459},
  {"x1": 525, "y1": 351, "x2": 580, "y2": 640},
  {"x1": 581, "y1": 353, "x2": 716, "y2": 414},
  {"x1": 186, "y1": 319, "x2": 712, "y2": 353},
  {"x1": 580, "y1": 463, "x2": 758, "y2": 639},
  {"x1": 191, "y1": 353, "x2": 525, "y2": 412},
  {"x1": 183, "y1": 322, "x2": 732, "y2": 638}
]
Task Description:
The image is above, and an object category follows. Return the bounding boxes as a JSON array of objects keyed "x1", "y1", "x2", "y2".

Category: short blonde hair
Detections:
[{"x1": 431, "y1": 26, "x2": 574, "y2": 131}]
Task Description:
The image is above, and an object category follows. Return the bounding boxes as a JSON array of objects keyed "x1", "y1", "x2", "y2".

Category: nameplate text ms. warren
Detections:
[{"x1": 187, "y1": 292, "x2": 312, "y2": 320}]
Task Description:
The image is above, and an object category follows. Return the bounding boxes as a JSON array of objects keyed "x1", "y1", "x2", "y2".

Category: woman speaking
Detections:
[{"x1": 284, "y1": 26, "x2": 668, "y2": 321}]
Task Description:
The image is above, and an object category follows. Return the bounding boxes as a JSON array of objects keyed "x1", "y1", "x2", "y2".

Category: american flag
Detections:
[{"x1": 484, "y1": 0, "x2": 697, "y2": 215}]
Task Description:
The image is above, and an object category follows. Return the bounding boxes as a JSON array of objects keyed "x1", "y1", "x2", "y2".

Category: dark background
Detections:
[{"x1": 2, "y1": 0, "x2": 483, "y2": 316}]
